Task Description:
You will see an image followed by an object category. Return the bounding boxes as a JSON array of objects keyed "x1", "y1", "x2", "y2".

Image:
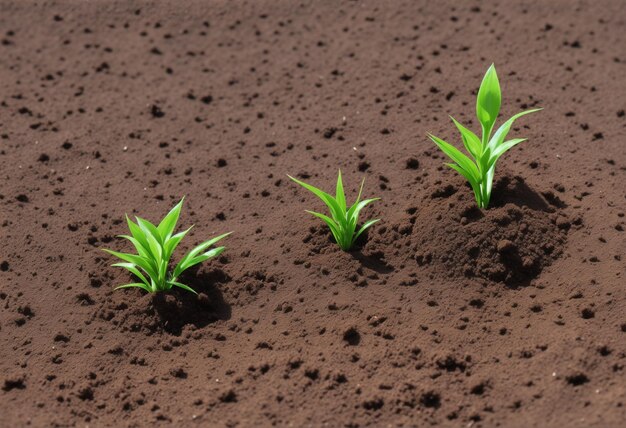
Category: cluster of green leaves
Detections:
[
  {"x1": 288, "y1": 171, "x2": 379, "y2": 251},
  {"x1": 103, "y1": 198, "x2": 230, "y2": 294},
  {"x1": 103, "y1": 65, "x2": 543, "y2": 294},
  {"x1": 428, "y1": 64, "x2": 541, "y2": 208}
]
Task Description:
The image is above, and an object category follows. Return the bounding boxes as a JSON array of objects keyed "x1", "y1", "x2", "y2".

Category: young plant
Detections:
[
  {"x1": 428, "y1": 64, "x2": 541, "y2": 208},
  {"x1": 103, "y1": 198, "x2": 230, "y2": 294},
  {"x1": 288, "y1": 170, "x2": 379, "y2": 251}
]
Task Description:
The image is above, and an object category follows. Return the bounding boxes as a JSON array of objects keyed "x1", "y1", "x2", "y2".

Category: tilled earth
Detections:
[{"x1": 1, "y1": 1, "x2": 625, "y2": 427}]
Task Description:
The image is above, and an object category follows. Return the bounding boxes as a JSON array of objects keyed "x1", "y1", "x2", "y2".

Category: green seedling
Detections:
[
  {"x1": 288, "y1": 170, "x2": 380, "y2": 251},
  {"x1": 428, "y1": 64, "x2": 541, "y2": 208},
  {"x1": 103, "y1": 198, "x2": 230, "y2": 294}
]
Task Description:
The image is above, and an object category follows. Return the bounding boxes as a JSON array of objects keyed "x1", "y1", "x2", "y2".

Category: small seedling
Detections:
[
  {"x1": 103, "y1": 198, "x2": 230, "y2": 294},
  {"x1": 288, "y1": 171, "x2": 379, "y2": 251},
  {"x1": 428, "y1": 64, "x2": 541, "y2": 208}
]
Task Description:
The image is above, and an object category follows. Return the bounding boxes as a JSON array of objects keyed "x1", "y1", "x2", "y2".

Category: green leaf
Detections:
[
  {"x1": 136, "y1": 216, "x2": 163, "y2": 246},
  {"x1": 118, "y1": 234, "x2": 151, "y2": 259},
  {"x1": 174, "y1": 242, "x2": 227, "y2": 278},
  {"x1": 164, "y1": 226, "x2": 193, "y2": 260},
  {"x1": 288, "y1": 175, "x2": 343, "y2": 220},
  {"x1": 112, "y1": 262, "x2": 151, "y2": 288},
  {"x1": 157, "y1": 197, "x2": 184, "y2": 240},
  {"x1": 355, "y1": 178, "x2": 365, "y2": 204},
  {"x1": 484, "y1": 165, "x2": 496, "y2": 207},
  {"x1": 476, "y1": 64, "x2": 501, "y2": 140},
  {"x1": 428, "y1": 133, "x2": 480, "y2": 181},
  {"x1": 353, "y1": 219, "x2": 380, "y2": 243},
  {"x1": 114, "y1": 283, "x2": 153, "y2": 293},
  {"x1": 487, "y1": 109, "x2": 541, "y2": 153},
  {"x1": 157, "y1": 258, "x2": 168, "y2": 287},
  {"x1": 150, "y1": 230, "x2": 165, "y2": 258},
  {"x1": 126, "y1": 216, "x2": 150, "y2": 252},
  {"x1": 335, "y1": 170, "x2": 346, "y2": 212},
  {"x1": 168, "y1": 281, "x2": 198, "y2": 294},
  {"x1": 103, "y1": 249, "x2": 158, "y2": 281},
  {"x1": 186, "y1": 232, "x2": 232, "y2": 261},
  {"x1": 450, "y1": 116, "x2": 481, "y2": 158},
  {"x1": 175, "y1": 248, "x2": 224, "y2": 277},
  {"x1": 199, "y1": 247, "x2": 226, "y2": 261},
  {"x1": 185, "y1": 255, "x2": 213, "y2": 271},
  {"x1": 347, "y1": 198, "x2": 379, "y2": 223},
  {"x1": 488, "y1": 138, "x2": 527, "y2": 169}
]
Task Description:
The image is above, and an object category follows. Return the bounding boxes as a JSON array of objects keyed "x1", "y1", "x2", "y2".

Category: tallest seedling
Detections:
[{"x1": 428, "y1": 64, "x2": 541, "y2": 208}]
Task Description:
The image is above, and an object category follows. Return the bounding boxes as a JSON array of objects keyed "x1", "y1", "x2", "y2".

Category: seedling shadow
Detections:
[
  {"x1": 150, "y1": 268, "x2": 232, "y2": 335},
  {"x1": 350, "y1": 250, "x2": 394, "y2": 274},
  {"x1": 490, "y1": 175, "x2": 565, "y2": 212}
]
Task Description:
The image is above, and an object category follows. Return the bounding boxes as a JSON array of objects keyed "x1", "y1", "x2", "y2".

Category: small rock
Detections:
[
  {"x1": 343, "y1": 327, "x2": 360, "y2": 346},
  {"x1": 219, "y1": 389, "x2": 237, "y2": 403},
  {"x1": 322, "y1": 127, "x2": 337, "y2": 139},
  {"x1": 3, "y1": 374, "x2": 25, "y2": 391},
  {"x1": 170, "y1": 367, "x2": 187, "y2": 379},
  {"x1": 566, "y1": 373, "x2": 589, "y2": 386},
  {"x1": 497, "y1": 239, "x2": 516, "y2": 253},
  {"x1": 556, "y1": 216, "x2": 571, "y2": 230},
  {"x1": 150, "y1": 105, "x2": 165, "y2": 118}
]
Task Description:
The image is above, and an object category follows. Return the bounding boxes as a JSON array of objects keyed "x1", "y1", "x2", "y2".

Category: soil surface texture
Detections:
[{"x1": 1, "y1": 1, "x2": 625, "y2": 427}]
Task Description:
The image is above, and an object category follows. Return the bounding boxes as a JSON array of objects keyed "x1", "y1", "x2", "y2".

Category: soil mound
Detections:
[
  {"x1": 410, "y1": 175, "x2": 570, "y2": 286},
  {"x1": 95, "y1": 269, "x2": 232, "y2": 335}
]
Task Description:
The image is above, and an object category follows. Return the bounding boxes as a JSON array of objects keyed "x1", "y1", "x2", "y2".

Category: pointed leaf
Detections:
[
  {"x1": 486, "y1": 109, "x2": 541, "y2": 153},
  {"x1": 112, "y1": 262, "x2": 150, "y2": 287},
  {"x1": 173, "y1": 233, "x2": 230, "y2": 278},
  {"x1": 157, "y1": 198, "x2": 184, "y2": 240},
  {"x1": 136, "y1": 216, "x2": 162, "y2": 246},
  {"x1": 114, "y1": 283, "x2": 152, "y2": 293},
  {"x1": 450, "y1": 116, "x2": 481, "y2": 158},
  {"x1": 335, "y1": 170, "x2": 346, "y2": 212},
  {"x1": 174, "y1": 247, "x2": 226, "y2": 278},
  {"x1": 164, "y1": 226, "x2": 193, "y2": 260},
  {"x1": 103, "y1": 249, "x2": 158, "y2": 279},
  {"x1": 176, "y1": 253, "x2": 212, "y2": 275},
  {"x1": 288, "y1": 175, "x2": 343, "y2": 220},
  {"x1": 144, "y1": 230, "x2": 163, "y2": 262},
  {"x1": 126, "y1": 215, "x2": 150, "y2": 251},
  {"x1": 348, "y1": 198, "x2": 379, "y2": 221},
  {"x1": 356, "y1": 178, "x2": 365, "y2": 204},
  {"x1": 476, "y1": 64, "x2": 501, "y2": 139},
  {"x1": 353, "y1": 219, "x2": 380, "y2": 243},
  {"x1": 201, "y1": 246, "x2": 226, "y2": 259},
  {"x1": 488, "y1": 138, "x2": 527, "y2": 169},
  {"x1": 429, "y1": 134, "x2": 480, "y2": 181},
  {"x1": 187, "y1": 232, "x2": 232, "y2": 260},
  {"x1": 168, "y1": 281, "x2": 198, "y2": 295},
  {"x1": 118, "y1": 234, "x2": 150, "y2": 259}
]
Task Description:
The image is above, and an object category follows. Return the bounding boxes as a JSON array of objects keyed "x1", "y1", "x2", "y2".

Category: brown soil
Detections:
[{"x1": 1, "y1": 1, "x2": 625, "y2": 427}]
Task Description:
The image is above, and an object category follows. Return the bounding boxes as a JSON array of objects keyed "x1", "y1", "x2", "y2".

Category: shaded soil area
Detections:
[
  {"x1": 1, "y1": 1, "x2": 625, "y2": 427},
  {"x1": 408, "y1": 174, "x2": 571, "y2": 286}
]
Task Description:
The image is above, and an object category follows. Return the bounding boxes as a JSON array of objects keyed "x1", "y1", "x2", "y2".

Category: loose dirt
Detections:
[{"x1": 1, "y1": 1, "x2": 625, "y2": 427}]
